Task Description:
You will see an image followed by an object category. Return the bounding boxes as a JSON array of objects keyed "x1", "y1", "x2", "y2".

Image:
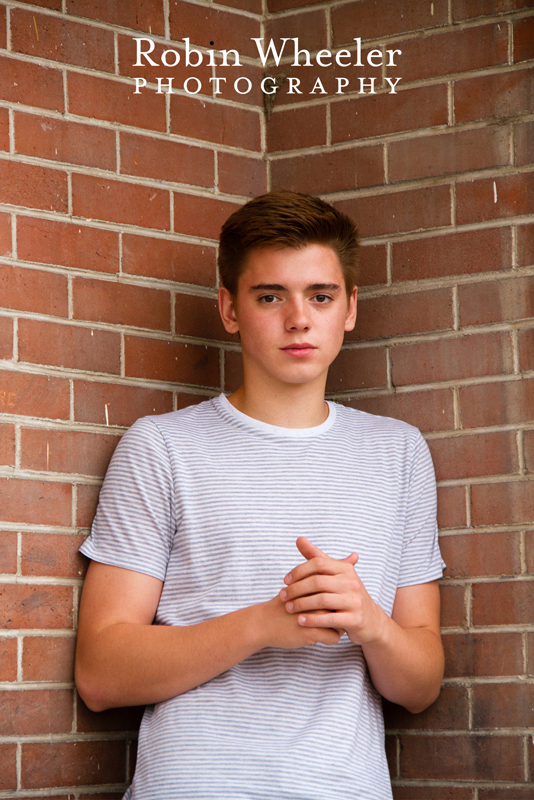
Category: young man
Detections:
[{"x1": 76, "y1": 191, "x2": 445, "y2": 800}]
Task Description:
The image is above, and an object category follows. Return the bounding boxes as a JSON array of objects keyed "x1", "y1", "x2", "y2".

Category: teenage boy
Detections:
[{"x1": 76, "y1": 191, "x2": 445, "y2": 800}]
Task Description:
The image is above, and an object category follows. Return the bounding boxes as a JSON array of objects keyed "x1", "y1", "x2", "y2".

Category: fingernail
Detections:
[
  {"x1": 285, "y1": 572, "x2": 293, "y2": 584},
  {"x1": 280, "y1": 589, "x2": 287, "y2": 601},
  {"x1": 286, "y1": 602, "x2": 293, "y2": 611},
  {"x1": 298, "y1": 615, "x2": 306, "y2": 625}
]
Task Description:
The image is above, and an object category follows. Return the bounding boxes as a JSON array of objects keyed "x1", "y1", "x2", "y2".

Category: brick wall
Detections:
[{"x1": 0, "y1": 0, "x2": 532, "y2": 797}]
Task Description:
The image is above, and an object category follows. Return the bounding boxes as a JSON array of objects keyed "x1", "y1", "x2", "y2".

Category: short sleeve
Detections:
[
  {"x1": 397, "y1": 432, "x2": 445, "y2": 588},
  {"x1": 80, "y1": 416, "x2": 176, "y2": 581}
]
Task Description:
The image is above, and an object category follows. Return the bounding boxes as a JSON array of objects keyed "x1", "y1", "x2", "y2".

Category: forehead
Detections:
[{"x1": 238, "y1": 244, "x2": 344, "y2": 289}]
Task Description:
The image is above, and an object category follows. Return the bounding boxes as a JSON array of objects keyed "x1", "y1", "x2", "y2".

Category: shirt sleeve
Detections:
[
  {"x1": 80, "y1": 416, "x2": 176, "y2": 581},
  {"x1": 397, "y1": 431, "x2": 445, "y2": 588}
]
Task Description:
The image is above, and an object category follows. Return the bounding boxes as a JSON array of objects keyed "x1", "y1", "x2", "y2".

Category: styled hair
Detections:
[{"x1": 218, "y1": 191, "x2": 359, "y2": 297}]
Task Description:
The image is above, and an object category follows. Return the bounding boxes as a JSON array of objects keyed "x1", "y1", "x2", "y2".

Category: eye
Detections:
[
  {"x1": 314, "y1": 294, "x2": 333, "y2": 304},
  {"x1": 258, "y1": 294, "x2": 279, "y2": 304}
]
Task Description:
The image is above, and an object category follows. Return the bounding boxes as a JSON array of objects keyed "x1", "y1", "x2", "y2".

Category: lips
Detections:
[{"x1": 281, "y1": 343, "x2": 317, "y2": 357}]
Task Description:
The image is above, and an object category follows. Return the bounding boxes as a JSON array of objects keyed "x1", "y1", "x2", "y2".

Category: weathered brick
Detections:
[
  {"x1": 0, "y1": 689, "x2": 72, "y2": 735},
  {"x1": 0, "y1": 637, "x2": 17, "y2": 681},
  {"x1": 479, "y1": 788, "x2": 534, "y2": 800},
  {"x1": 268, "y1": 0, "x2": 328, "y2": 9},
  {"x1": 0, "y1": 370, "x2": 70, "y2": 420},
  {"x1": 2, "y1": 477, "x2": 72, "y2": 526},
  {"x1": 11, "y1": 10, "x2": 114, "y2": 71},
  {"x1": 343, "y1": 388, "x2": 454, "y2": 433},
  {"x1": 0, "y1": 745, "x2": 16, "y2": 791},
  {"x1": 0, "y1": 531, "x2": 17, "y2": 574},
  {"x1": 0, "y1": 316, "x2": 12, "y2": 359},
  {"x1": 1, "y1": 583, "x2": 73, "y2": 629},
  {"x1": 516, "y1": 119, "x2": 534, "y2": 167},
  {"x1": 440, "y1": 583, "x2": 467, "y2": 628},
  {"x1": 67, "y1": 0, "x2": 164, "y2": 34},
  {"x1": 176, "y1": 392, "x2": 210, "y2": 409},
  {"x1": 15, "y1": 0, "x2": 61, "y2": 7},
  {"x1": 456, "y1": 172, "x2": 534, "y2": 225},
  {"x1": 332, "y1": 84, "x2": 448, "y2": 144},
  {"x1": 473, "y1": 683, "x2": 534, "y2": 729},
  {"x1": 272, "y1": 56, "x2": 380, "y2": 107},
  {"x1": 117, "y1": 34, "x2": 212, "y2": 93},
  {"x1": 0, "y1": 212, "x2": 11, "y2": 258},
  {"x1": 73, "y1": 277, "x2": 171, "y2": 331},
  {"x1": 68, "y1": 72, "x2": 166, "y2": 133},
  {"x1": 20, "y1": 428, "x2": 120, "y2": 478},
  {"x1": 23, "y1": 635, "x2": 76, "y2": 682},
  {"x1": 0, "y1": 106, "x2": 9, "y2": 151},
  {"x1": 472, "y1": 579, "x2": 534, "y2": 625},
  {"x1": 15, "y1": 113, "x2": 116, "y2": 171},
  {"x1": 271, "y1": 145, "x2": 384, "y2": 193},
  {"x1": 72, "y1": 174, "x2": 170, "y2": 230},
  {"x1": 170, "y1": 94, "x2": 261, "y2": 151},
  {"x1": 120, "y1": 132, "x2": 214, "y2": 188},
  {"x1": 222, "y1": 0, "x2": 262, "y2": 12},
  {"x1": 17, "y1": 217, "x2": 119, "y2": 274},
  {"x1": 18, "y1": 319, "x2": 121, "y2": 374},
  {"x1": 383, "y1": 685, "x2": 468, "y2": 731},
  {"x1": 349, "y1": 288, "x2": 453, "y2": 342},
  {"x1": 393, "y1": 788, "x2": 472, "y2": 800},
  {"x1": 175, "y1": 293, "x2": 234, "y2": 341},
  {"x1": 392, "y1": 227, "x2": 512, "y2": 282},
  {"x1": 326, "y1": 346, "x2": 388, "y2": 391},
  {"x1": 440, "y1": 532, "x2": 521, "y2": 579},
  {"x1": 472, "y1": 480, "x2": 534, "y2": 526},
  {"x1": 514, "y1": 15, "x2": 534, "y2": 63},
  {"x1": 428, "y1": 431, "x2": 518, "y2": 481},
  {"x1": 169, "y1": 0, "x2": 261, "y2": 59},
  {"x1": 332, "y1": 0, "x2": 448, "y2": 44},
  {"x1": 122, "y1": 233, "x2": 216, "y2": 286},
  {"x1": 526, "y1": 530, "x2": 534, "y2": 575},
  {"x1": 173, "y1": 193, "x2": 240, "y2": 240},
  {"x1": 266, "y1": 9, "x2": 327, "y2": 53},
  {"x1": 124, "y1": 336, "x2": 220, "y2": 387},
  {"x1": 21, "y1": 533, "x2": 87, "y2": 578},
  {"x1": 74, "y1": 381, "x2": 173, "y2": 427},
  {"x1": 519, "y1": 328, "x2": 534, "y2": 372},
  {"x1": 437, "y1": 485, "x2": 467, "y2": 530},
  {"x1": 21, "y1": 741, "x2": 126, "y2": 789},
  {"x1": 76, "y1": 485, "x2": 101, "y2": 529},
  {"x1": 453, "y1": 0, "x2": 534, "y2": 20},
  {"x1": 76, "y1": 696, "x2": 143, "y2": 733},
  {"x1": 0, "y1": 160, "x2": 67, "y2": 212},
  {"x1": 455, "y1": 68, "x2": 534, "y2": 124},
  {"x1": 0, "y1": 423, "x2": 15, "y2": 466},
  {"x1": 336, "y1": 184, "x2": 451, "y2": 238},
  {"x1": 0, "y1": 263, "x2": 68, "y2": 317},
  {"x1": 459, "y1": 276, "x2": 534, "y2": 327},
  {"x1": 217, "y1": 152, "x2": 267, "y2": 198},
  {"x1": 0, "y1": 5, "x2": 5, "y2": 48},
  {"x1": 358, "y1": 245, "x2": 388, "y2": 287},
  {"x1": 267, "y1": 105, "x2": 327, "y2": 152},
  {"x1": 0, "y1": 55, "x2": 63, "y2": 111},
  {"x1": 391, "y1": 332, "x2": 514, "y2": 386},
  {"x1": 524, "y1": 429, "x2": 534, "y2": 473},
  {"x1": 443, "y1": 631, "x2": 523, "y2": 677},
  {"x1": 399, "y1": 734, "x2": 523, "y2": 781},
  {"x1": 215, "y1": 59, "x2": 264, "y2": 107}
]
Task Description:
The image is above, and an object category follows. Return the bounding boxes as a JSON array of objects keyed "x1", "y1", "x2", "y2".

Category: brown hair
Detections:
[{"x1": 218, "y1": 191, "x2": 359, "y2": 297}]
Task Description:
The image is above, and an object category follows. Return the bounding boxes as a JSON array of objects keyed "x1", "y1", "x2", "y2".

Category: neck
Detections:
[{"x1": 228, "y1": 374, "x2": 329, "y2": 429}]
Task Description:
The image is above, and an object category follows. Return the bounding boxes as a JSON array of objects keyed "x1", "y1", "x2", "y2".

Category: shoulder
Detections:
[{"x1": 332, "y1": 402, "x2": 423, "y2": 445}]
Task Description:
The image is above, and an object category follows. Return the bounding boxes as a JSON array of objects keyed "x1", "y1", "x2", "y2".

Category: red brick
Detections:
[
  {"x1": 21, "y1": 533, "x2": 87, "y2": 578},
  {"x1": 391, "y1": 24, "x2": 508, "y2": 84},
  {"x1": 474, "y1": 683, "x2": 534, "y2": 729},
  {"x1": 0, "y1": 745, "x2": 16, "y2": 791},
  {"x1": 125, "y1": 336, "x2": 220, "y2": 386},
  {"x1": 0, "y1": 106, "x2": 9, "y2": 151},
  {"x1": 0, "y1": 264, "x2": 68, "y2": 317},
  {"x1": 529, "y1": 630, "x2": 534, "y2": 674},
  {"x1": 123, "y1": 233, "x2": 216, "y2": 286},
  {"x1": 17, "y1": 217, "x2": 119, "y2": 274},
  {"x1": 480, "y1": 789, "x2": 534, "y2": 800},
  {"x1": 399, "y1": 734, "x2": 523, "y2": 781},
  {"x1": 343, "y1": 388, "x2": 454, "y2": 433},
  {"x1": 472, "y1": 480, "x2": 534, "y2": 526},
  {"x1": 383, "y1": 685, "x2": 468, "y2": 731},
  {"x1": 176, "y1": 392, "x2": 210, "y2": 410},
  {"x1": 2, "y1": 476, "x2": 72, "y2": 526},
  {"x1": 224, "y1": 349, "x2": 243, "y2": 392},
  {"x1": 173, "y1": 193, "x2": 240, "y2": 240},
  {"x1": 215, "y1": 59, "x2": 265, "y2": 107},
  {"x1": 441, "y1": 531, "x2": 521, "y2": 579},
  {"x1": 15, "y1": 113, "x2": 116, "y2": 171},
  {"x1": 326, "y1": 346, "x2": 388, "y2": 392},
  {"x1": 443, "y1": 631, "x2": 523, "y2": 677},
  {"x1": 117, "y1": 34, "x2": 212, "y2": 93},
  {"x1": 221, "y1": 0, "x2": 262, "y2": 11},
  {"x1": 267, "y1": 105, "x2": 327, "y2": 152},
  {"x1": 15, "y1": 0, "x2": 62, "y2": 7},
  {"x1": 358, "y1": 245, "x2": 387, "y2": 287},
  {"x1": 0, "y1": 55, "x2": 63, "y2": 111},
  {"x1": 0, "y1": 531, "x2": 17, "y2": 574},
  {"x1": 460, "y1": 276, "x2": 534, "y2": 327},
  {"x1": 455, "y1": 68, "x2": 534, "y2": 124},
  {"x1": 18, "y1": 319, "x2": 121, "y2": 374},
  {"x1": 76, "y1": 485, "x2": 101, "y2": 529},
  {"x1": 0, "y1": 370, "x2": 70, "y2": 420},
  {"x1": 390, "y1": 126, "x2": 510, "y2": 183},
  {"x1": 527, "y1": 531, "x2": 534, "y2": 574},
  {"x1": 0, "y1": 5, "x2": 5, "y2": 48},
  {"x1": 0, "y1": 212, "x2": 11, "y2": 258},
  {"x1": 271, "y1": 145, "x2": 384, "y2": 194},
  {"x1": 332, "y1": 0, "x2": 448, "y2": 44},
  {"x1": 74, "y1": 381, "x2": 173, "y2": 427},
  {"x1": 76, "y1": 696, "x2": 143, "y2": 732},
  {"x1": 457, "y1": 172, "x2": 534, "y2": 225},
  {"x1": 72, "y1": 174, "x2": 170, "y2": 230},
  {"x1": 0, "y1": 316, "x2": 11, "y2": 357},
  {"x1": 67, "y1": 0, "x2": 164, "y2": 34},
  {"x1": 516, "y1": 119, "x2": 534, "y2": 166},
  {"x1": 68, "y1": 72, "x2": 166, "y2": 133},
  {"x1": 1, "y1": 583, "x2": 73, "y2": 629},
  {"x1": 332, "y1": 84, "x2": 448, "y2": 144},
  {"x1": 23, "y1": 635, "x2": 75, "y2": 682},
  {"x1": 11, "y1": 10, "x2": 114, "y2": 71},
  {"x1": 440, "y1": 583, "x2": 467, "y2": 628},
  {"x1": 21, "y1": 741, "x2": 126, "y2": 789},
  {"x1": 0, "y1": 423, "x2": 15, "y2": 466},
  {"x1": 0, "y1": 637, "x2": 17, "y2": 681},
  {"x1": 21, "y1": 428, "x2": 120, "y2": 478},
  {"x1": 170, "y1": 94, "x2": 261, "y2": 151},
  {"x1": 514, "y1": 15, "x2": 534, "y2": 62},
  {"x1": 392, "y1": 227, "x2": 512, "y2": 282},
  {"x1": 120, "y1": 132, "x2": 213, "y2": 188},
  {"x1": 73, "y1": 277, "x2": 171, "y2": 331},
  {"x1": 175, "y1": 293, "x2": 234, "y2": 341},
  {"x1": 169, "y1": 1, "x2": 260, "y2": 59},
  {"x1": 268, "y1": 0, "x2": 327, "y2": 9},
  {"x1": 473, "y1": 579, "x2": 534, "y2": 625},
  {"x1": 350, "y1": 288, "x2": 453, "y2": 342},
  {"x1": 218, "y1": 152, "x2": 267, "y2": 198},
  {"x1": 0, "y1": 689, "x2": 72, "y2": 735},
  {"x1": 393, "y1": 789, "x2": 472, "y2": 800},
  {"x1": 525, "y1": 429, "x2": 534, "y2": 473},
  {"x1": 273, "y1": 55, "x2": 380, "y2": 107},
  {"x1": 437, "y1": 485, "x2": 467, "y2": 530},
  {"x1": 391, "y1": 332, "x2": 514, "y2": 386},
  {"x1": 453, "y1": 0, "x2": 534, "y2": 20},
  {"x1": 0, "y1": 160, "x2": 67, "y2": 212},
  {"x1": 266, "y1": 9, "x2": 326, "y2": 53},
  {"x1": 519, "y1": 328, "x2": 534, "y2": 372},
  {"x1": 429, "y1": 431, "x2": 518, "y2": 481}
]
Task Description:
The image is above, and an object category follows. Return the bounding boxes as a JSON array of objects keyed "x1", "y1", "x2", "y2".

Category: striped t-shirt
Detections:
[{"x1": 81, "y1": 394, "x2": 444, "y2": 800}]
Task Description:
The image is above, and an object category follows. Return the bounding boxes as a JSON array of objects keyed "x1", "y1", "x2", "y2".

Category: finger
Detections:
[
  {"x1": 342, "y1": 552, "x2": 359, "y2": 567},
  {"x1": 295, "y1": 536, "x2": 327, "y2": 561},
  {"x1": 297, "y1": 612, "x2": 351, "y2": 630},
  {"x1": 281, "y1": 574, "x2": 345, "y2": 602},
  {"x1": 284, "y1": 556, "x2": 348, "y2": 586},
  {"x1": 286, "y1": 592, "x2": 349, "y2": 615}
]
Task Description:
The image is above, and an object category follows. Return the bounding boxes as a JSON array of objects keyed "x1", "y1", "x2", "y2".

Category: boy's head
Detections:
[{"x1": 218, "y1": 191, "x2": 359, "y2": 297}]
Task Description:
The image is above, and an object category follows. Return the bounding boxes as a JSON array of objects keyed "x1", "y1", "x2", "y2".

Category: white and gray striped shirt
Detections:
[{"x1": 81, "y1": 394, "x2": 444, "y2": 800}]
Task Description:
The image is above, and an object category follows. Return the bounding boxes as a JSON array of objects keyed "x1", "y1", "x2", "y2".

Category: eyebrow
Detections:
[{"x1": 250, "y1": 283, "x2": 342, "y2": 292}]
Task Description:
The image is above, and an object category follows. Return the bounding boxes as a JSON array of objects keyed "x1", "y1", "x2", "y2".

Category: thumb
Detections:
[
  {"x1": 343, "y1": 552, "x2": 359, "y2": 567},
  {"x1": 296, "y1": 536, "x2": 327, "y2": 561}
]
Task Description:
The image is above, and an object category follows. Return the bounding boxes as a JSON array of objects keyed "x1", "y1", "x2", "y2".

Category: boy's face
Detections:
[{"x1": 219, "y1": 244, "x2": 357, "y2": 391}]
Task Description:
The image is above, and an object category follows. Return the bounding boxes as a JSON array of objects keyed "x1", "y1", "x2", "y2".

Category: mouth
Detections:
[{"x1": 281, "y1": 343, "x2": 317, "y2": 358}]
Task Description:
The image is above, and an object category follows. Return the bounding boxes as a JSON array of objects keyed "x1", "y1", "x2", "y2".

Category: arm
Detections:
[
  {"x1": 280, "y1": 537, "x2": 444, "y2": 714},
  {"x1": 75, "y1": 559, "x2": 342, "y2": 712}
]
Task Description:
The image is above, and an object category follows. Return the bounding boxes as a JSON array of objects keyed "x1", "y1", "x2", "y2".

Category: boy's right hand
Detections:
[{"x1": 259, "y1": 596, "x2": 342, "y2": 649}]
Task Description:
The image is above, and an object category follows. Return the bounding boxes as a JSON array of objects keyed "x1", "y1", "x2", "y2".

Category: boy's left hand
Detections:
[{"x1": 280, "y1": 536, "x2": 387, "y2": 646}]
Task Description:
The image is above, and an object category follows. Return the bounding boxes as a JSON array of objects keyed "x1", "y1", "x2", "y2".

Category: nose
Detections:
[{"x1": 285, "y1": 297, "x2": 310, "y2": 331}]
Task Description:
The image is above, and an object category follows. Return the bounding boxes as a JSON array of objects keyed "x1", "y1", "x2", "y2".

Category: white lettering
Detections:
[
  {"x1": 220, "y1": 49, "x2": 241, "y2": 66},
  {"x1": 134, "y1": 77, "x2": 147, "y2": 93},
  {"x1": 385, "y1": 77, "x2": 402, "y2": 93},
  {"x1": 161, "y1": 49, "x2": 180, "y2": 67},
  {"x1": 336, "y1": 77, "x2": 349, "y2": 94},
  {"x1": 252, "y1": 37, "x2": 289, "y2": 66},
  {"x1": 353, "y1": 38, "x2": 363, "y2": 67},
  {"x1": 367, "y1": 48, "x2": 383, "y2": 67},
  {"x1": 316, "y1": 49, "x2": 332, "y2": 67},
  {"x1": 291, "y1": 37, "x2": 312, "y2": 66},
  {"x1": 359, "y1": 77, "x2": 377, "y2": 94},
  {"x1": 184, "y1": 76, "x2": 202, "y2": 94},
  {"x1": 156, "y1": 77, "x2": 174, "y2": 94},
  {"x1": 311, "y1": 77, "x2": 327, "y2": 94},
  {"x1": 183, "y1": 38, "x2": 203, "y2": 67},
  {"x1": 335, "y1": 49, "x2": 352, "y2": 67},
  {"x1": 287, "y1": 77, "x2": 302, "y2": 94},
  {"x1": 234, "y1": 76, "x2": 252, "y2": 94},
  {"x1": 133, "y1": 37, "x2": 157, "y2": 67},
  {"x1": 210, "y1": 77, "x2": 227, "y2": 94},
  {"x1": 386, "y1": 48, "x2": 402, "y2": 66},
  {"x1": 261, "y1": 76, "x2": 277, "y2": 95}
]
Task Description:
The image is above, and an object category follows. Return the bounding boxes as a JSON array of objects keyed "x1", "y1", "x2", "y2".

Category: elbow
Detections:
[
  {"x1": 75, "y1": 661, "x2": 114, "y2": 713},
  {"x1": 404, "y1": 680, "x2": 443, "y2": 715}
]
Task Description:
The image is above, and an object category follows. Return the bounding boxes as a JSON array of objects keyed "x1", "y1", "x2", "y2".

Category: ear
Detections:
[
  {"x1": 344, "y1": 286, "x2": 358, "y2": 332},
  {"x1": 218, "y1": 287, "x2": 240, "y2": 335}
]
